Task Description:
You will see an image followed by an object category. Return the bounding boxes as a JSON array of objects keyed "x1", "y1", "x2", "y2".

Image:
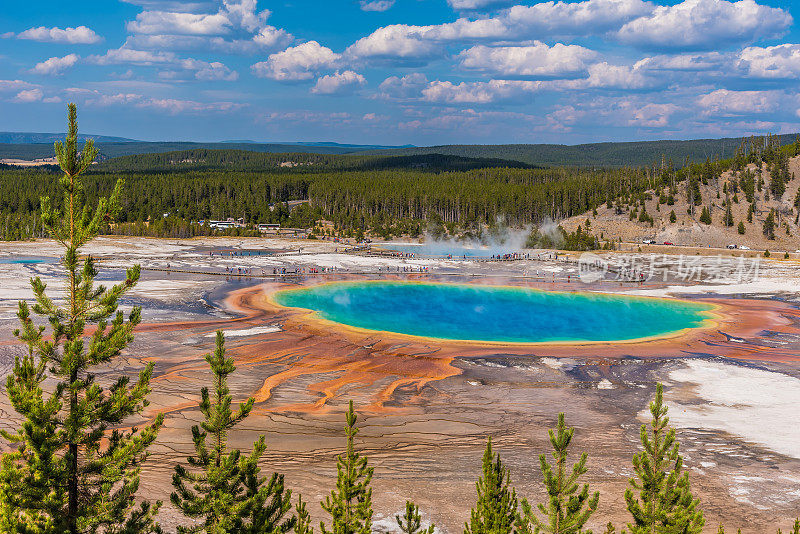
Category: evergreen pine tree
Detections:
[
  {"x1": 320, "y1": 401, "x2": 374, "y2": 534},
  {"x1": 465, "y1": 438, "x2": 519, "y2": 534},
  {"x1": 624, "y1": 384, "x2": 704, "y2": 534},
  {"x1": 763, "y1": 209, "x2": 776, "y2": 240},
  {"x1": 737, "y1": 222, "x2": 746, "y2": 235},
  {"x1": 723, "y1": 200, "x2": 734, "y2": 227},
  {"x1": 770, "y1": 172, "x2": 786, "y2": 199},
  {"x1": 171, "y1": 331, "x2": 293, "y2": 534},
  {"x1": 396, "y1": 501, "x2": 435, "y2": 534},
  {"x1": 0, "y1": 103, "x2": 163, "y2": 534},
  {"x1": 294, "y1": 495, "x2": 314, "y2": 534},
  {"x1": 699, "y1": 206, "x2": 712, "y2": 225},
  {"x1": 669, "y1": 210, "x2": 676, "y2": 223},
  {"x1": 520, "y1": 413, "x2": 598, "y2": 534}
]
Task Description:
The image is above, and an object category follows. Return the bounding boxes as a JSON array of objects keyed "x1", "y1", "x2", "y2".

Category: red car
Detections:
[{"x1": 663, "y1": 242, "x2": 674, "y2": 245}]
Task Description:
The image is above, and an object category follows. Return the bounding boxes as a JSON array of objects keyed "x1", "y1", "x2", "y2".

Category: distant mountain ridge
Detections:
[
  {"x1": 0, "y1": 132, "x2": 410, "y2": 150},
  {"x1": 363, "y1": 135, "x2": 800, "y2": 167},
  {"x1": 0, "y1": 141, "x2": 413, "y2": 160},
  {"x1": 1, "y1": 133, "x2": 798, "y2": 168},
  {"x1": 0, "y1": 132, "x2": 139, "y2": 144},
  {"x1": 0, "y1": 134, "x2": 413, "y2": 160}
]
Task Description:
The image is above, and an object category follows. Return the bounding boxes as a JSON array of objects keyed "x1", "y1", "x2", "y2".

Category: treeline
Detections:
[
  {"x1": 0, "y1": 164, "x2": 649, "y2": 241},
  {"x1": 96, "y1": 149, "x2": 534, "y2": 173}
]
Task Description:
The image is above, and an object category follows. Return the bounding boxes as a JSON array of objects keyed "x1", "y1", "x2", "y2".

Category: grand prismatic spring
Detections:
[
  {"x1": 2, "y1": 237, "x2": 800, "y2": 532},
  {"x1": 271, "y1": 281, "x2": 715, "y2": 343}
]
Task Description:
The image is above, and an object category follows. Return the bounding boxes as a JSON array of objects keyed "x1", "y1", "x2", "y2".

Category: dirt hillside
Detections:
[{"x1": 561, "y1": 156, "x2": 800, "y2": 254}]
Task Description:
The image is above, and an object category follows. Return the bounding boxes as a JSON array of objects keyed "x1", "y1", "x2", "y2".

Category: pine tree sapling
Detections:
[
  {"x1": 396, "y1": 501, "x2": 435, "y2": 534},
  {"x1": 465, "y1": 438, "x2": 519, "y2": 534},
  {"x1": 321, "y1": 401, "x2": 374, "y2": 534},
  {"x1": 171, "y1": 331, "x2": 293, "y2": 534},
  {"x1": 0, "y1": 104, "x2": 164, "y2": 534},
  {"x1": 624, "y1": 384, "x2": 704, "y2": 534},
  {"x1": 520, "y1": 413, "x2": 598, "y2": 534},
  {"x1": 295, "y1": 495, "x2": 314, "y2": 534}
]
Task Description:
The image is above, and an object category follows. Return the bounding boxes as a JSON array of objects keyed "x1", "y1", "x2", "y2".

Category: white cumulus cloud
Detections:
[
  {"x1": 696, "y1": 88, "x2": 783, "y2": 116},
  {"x1": 16, "y1": 25, "x2": 102, "y2": 44},
  {"x1": 422, "y1": 79, "x2": 540, "y2": 104},
  {"x1": 251, "y1": 41, "x2": 340, "y2": 81},
  {"x1": 30, "y1": 54, "x2": 80, "y2": 76},
  {"x1": 617, "y1": 0, "x2": 792, "y2": 50},
  {"x1": 13, "y1": 88, "x2": 44, "y2": 103},
  {"x1": 359, "y1": 0, "x2": 395, "y2": 12},
  {"x1": 377, "y1": 72, "x2": 429, "y2": 100},
  {"x1": 91, "y1": 48, "x2": 176, "y2": 66},
  {"x1": 0, "y1": 80, "x2": 38, "y2": 92},
  {"x1": 126, "y1": 0, "x2": 292, "y2": 53},
  {"x1": 446, "y1": 0, "x2": 516, "y2": 10},
  {"x1": 345, "y1": 0, "x2": 652, "y2": 62},
  {"x1": 635, "y1": 52, "x2": 728, "y2": 71},
  {"x1": 90, "y1": 47, "x2": 237, "y2": 81},
  {"x1": 128, "y1": 11, "x2": 231, "y2": 35},
  {"x1": 182, "y1": 59, "x2": 239, "y2": 80},
  {"x1": 738, "y1": 44, "x2": 800, "y2": 79},
  {"x1": 312, "y1": 70, "x2": 366, "y2": 95},
  {"x1": 346, "y1": 25, "x2": 440, "y2": 60},
  {"x1": 458, "y1": 42, "x2": 598, "y2": 78}
]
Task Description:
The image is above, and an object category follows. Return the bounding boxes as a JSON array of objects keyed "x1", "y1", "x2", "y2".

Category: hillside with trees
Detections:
[{"x1": 561, "y1": 136, "x2": 800, "y2": 253}]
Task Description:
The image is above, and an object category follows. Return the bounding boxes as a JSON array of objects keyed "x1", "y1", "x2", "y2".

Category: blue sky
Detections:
[{"x1": 1, "y1": 0, "x2": 800, "y2": 145}]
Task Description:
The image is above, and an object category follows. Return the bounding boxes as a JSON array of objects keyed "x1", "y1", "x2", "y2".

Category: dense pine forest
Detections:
[{"x1": 0, "y1": 149, "x2": 640, "y2": 241}]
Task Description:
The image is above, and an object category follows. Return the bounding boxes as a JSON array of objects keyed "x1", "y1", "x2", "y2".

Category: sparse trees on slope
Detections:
[
  {"x1": 171, "y1": 331, "x2": 293, "y2": 534},
  {"x1": 320, "y1": 401, "x2": 374, "y2": 534},
  {"x1": 519, "y1": 413, "x2": 598, "y2": 534},
  {"x1": 396, "y1": 501, "x2": 435, "y2": 534},
  {"x1": 0, "y1": 103, "x2": 163, "y2": 534},
  {"x1": 465, "y1": 438, "x2": 520, "y2": 534},
  {"x1": 624, "y1": 384, "x2": 704, "y2": 534}
]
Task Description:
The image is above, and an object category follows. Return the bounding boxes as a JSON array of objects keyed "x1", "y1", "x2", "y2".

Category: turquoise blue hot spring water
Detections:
[{"x1": 272, "y1": 281, "x2": 714, "y2": 343}]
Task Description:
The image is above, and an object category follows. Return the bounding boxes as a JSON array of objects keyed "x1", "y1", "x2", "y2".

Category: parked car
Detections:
[
  {"x1": 663, "y1": 241, "x2": 674, "y2": 245},
  {"x1": 727, "y1": 244, "x2": 738, "y2": 249},
  {"x1": 643, "y1": 239, "x2": 656, "y2": 244},
  {"x1": 740, "y1": 245, "x2": 751, "y2": 250}
]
